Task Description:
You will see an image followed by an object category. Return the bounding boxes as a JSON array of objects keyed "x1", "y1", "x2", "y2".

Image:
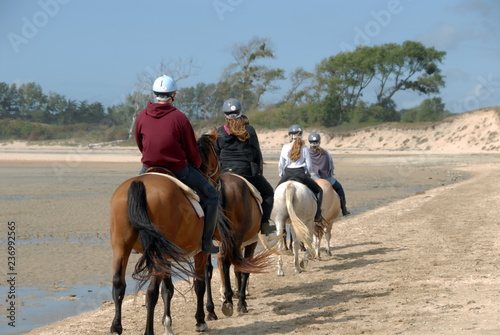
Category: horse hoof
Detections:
[
  {"x1": 237, "y1": 306, "x2": 248, "y2": 314},
  {"x1": 207, "y1": 312, "x2": 218, "y2": 321},
  {"x1": 195, "y1": 322, "x2": 209, "y2": 332},
  {"x1": 221, "y1": 302, "x2": 233, "y2": 317}
]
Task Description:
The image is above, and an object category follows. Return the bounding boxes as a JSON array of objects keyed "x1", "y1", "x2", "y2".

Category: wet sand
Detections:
[{"x1": 1, "y1": 152, "x2": 499, "y2": 334}]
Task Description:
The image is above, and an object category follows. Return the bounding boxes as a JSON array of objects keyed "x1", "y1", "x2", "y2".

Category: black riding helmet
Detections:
[
  {"x1": 222, "y1": 98, "x2": 242, "y2": 119},
  {"x1": 288, "y1": 124, "x2": 303, "y2": 139},
  {"x1": 308, "y1": 132, "x2": 321, "y2": 146}
]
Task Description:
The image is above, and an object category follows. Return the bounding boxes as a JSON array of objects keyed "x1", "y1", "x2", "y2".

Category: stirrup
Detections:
[
  {"x1": 260, "y1": 220, "x2": 276, "y2": 236},
  {"x1": 202, "y1": 243, "x2": 220, "y2": 254}
]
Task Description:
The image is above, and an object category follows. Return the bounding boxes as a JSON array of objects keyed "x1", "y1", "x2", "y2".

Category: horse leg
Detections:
[
  {"x1": 274, "y1": 216, "x2": 287, "y2": 275},
  {"x1": 325, "y1": 229, "x2": 332, "y2": 257},
  {"x1": 110, "y1": 239, "x2": 135, "y2": 335},
  {"x1": 220, "y1": 252, "x2": 234, "y2": 317},
  {"x1": 194, "y1": 253, "x2": 209, "y2": 332},
  {"x1": 277, "y1": 255, "x2": 284, "y2": 276},
  {"x1": 110, "y1": 261, "x2": 127, "y2": 334},
  {"x1": 313, "y1": 232, "x2": 321, "y2": 260},
  {"x1": 144, "y1": 275, "x2": 162, "y2": 335},
  {"x1": 205, "y1": 255, "x2": 218, "y2": 320},
  {"x1": 292, "y1": 231, "x2": 303, "y2": 274},
  {"x1": 236, "y1": 242, "x2": 256, "y2": 314},
  {"x1": 161, "y1": 274, "x2": 175, "y2": 335}
]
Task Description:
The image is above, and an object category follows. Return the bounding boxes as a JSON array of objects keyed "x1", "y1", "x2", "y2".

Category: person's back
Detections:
[
  {"x1": 136, "y1": 102, "x2": 200, "y2": 172},
  {"x1": 215, "y1": 98, "x2": 275, "y2": 235},
  {"x1": 277, "y1": 125, "x2": 323, "y2": 223},
  {"x1": 307, "y1": 131, "x2": 350, "y2": 216},
  {"x1": 134, "y1": 75, "x2": 220, "y2": 253}
]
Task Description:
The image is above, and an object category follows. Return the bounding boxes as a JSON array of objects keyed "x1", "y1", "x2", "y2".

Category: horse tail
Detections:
[
  {"x1": 285, "y1": 183, "x2": 313, "y2": 250},
  {"x1": 127, "y1": 180, "x2": 194, "y2": 289},
  {"x1": 216, "y1": 213, "x2": 269, "y2": 273},
  {"x1": 218, "y1": 182, "x2": 270, "y2": 274}
]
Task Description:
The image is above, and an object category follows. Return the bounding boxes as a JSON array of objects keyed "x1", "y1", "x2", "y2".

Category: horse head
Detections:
[{"x1": 197, "y1": 128, "x2": 220, "y2": 188}]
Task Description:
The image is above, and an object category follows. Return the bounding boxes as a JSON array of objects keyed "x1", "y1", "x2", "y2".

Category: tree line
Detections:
[{"x1": 0, "y1": 37, "x2": 451, "y2": 141}]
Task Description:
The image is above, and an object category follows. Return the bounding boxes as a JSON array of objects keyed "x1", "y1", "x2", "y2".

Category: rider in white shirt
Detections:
[{"x1": 277, "y1": 124, "x2": 323, "y2": 222}]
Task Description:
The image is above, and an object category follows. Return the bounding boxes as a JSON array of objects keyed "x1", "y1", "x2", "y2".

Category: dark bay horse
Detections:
[
  {"x1": 109, "y1": 133, "x2": 259, "y2": 335},
  {"x1": 205, "y1": 172, "x2": 270, "y2": 320}
]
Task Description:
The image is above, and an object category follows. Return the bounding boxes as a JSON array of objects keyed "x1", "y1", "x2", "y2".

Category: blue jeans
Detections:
[
  {"x1": 173, "y1": 165, "x2": 218, "y2": 205},
  {"x1": 140, "y1": 165, "x2": 218, "y2": 205}
]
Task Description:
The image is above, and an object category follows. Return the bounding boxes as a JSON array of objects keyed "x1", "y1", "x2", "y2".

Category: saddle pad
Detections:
[
  {"x1": 226, "y1": 173, "x2": 263, "y2": 214},
  {"x1": 143, "y1": 172, "x2": 204, "y2": 217}
]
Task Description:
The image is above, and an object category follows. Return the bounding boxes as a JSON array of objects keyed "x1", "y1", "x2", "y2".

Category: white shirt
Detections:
[{"x1": 278, "y1": 142, "x2": 312, "y2": 176}]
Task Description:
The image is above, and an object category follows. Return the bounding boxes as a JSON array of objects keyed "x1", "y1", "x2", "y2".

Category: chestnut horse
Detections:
[
  {"x1": 205, "y1": 172, "x2": 270, "y2": 320},
  {"x1": 109, "y1": 133, "x2": 259, "y2": 335}
]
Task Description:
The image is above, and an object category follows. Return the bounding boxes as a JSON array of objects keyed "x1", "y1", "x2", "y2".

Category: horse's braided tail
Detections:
[
  {"x1": 127, "y1": 180, "x2": 194, "y2": 289},
  {"x1": 285, "y1": 183, "x2": 313, "y2": 251}
]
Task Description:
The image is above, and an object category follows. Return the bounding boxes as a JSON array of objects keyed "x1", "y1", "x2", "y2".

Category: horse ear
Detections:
[{"x1": 206, "y1": 127, "x2": 218, "y2": 142}]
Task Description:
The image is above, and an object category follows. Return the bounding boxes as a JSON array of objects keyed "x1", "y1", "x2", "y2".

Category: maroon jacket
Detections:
[{"x1": 135, "y1": 102, "x2": 202, "y2": 171}]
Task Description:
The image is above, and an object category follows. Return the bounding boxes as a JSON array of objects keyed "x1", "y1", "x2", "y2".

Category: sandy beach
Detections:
[{"x1": 1, "y1": 108, "x2": 500, "y2": 334}]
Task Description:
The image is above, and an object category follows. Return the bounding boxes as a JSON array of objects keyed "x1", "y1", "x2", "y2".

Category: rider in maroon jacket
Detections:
[{"x1": 134, "y1": 75, "x2": 219, "y2": 254}]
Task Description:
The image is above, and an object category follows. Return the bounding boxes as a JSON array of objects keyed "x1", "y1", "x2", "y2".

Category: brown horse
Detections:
[
  {"x1": 109, "y1": 132, "x2": 258, "y2": 335},
  {"x1": 205, "y1": 172, "x2": 270, "y2": 320}
]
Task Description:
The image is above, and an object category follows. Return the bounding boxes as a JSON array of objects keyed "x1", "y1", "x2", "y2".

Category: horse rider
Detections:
[
  {"x1": 277, "y1": 124, "x2": 323, "y2": 222},
  {"x1": 214, "y1": 98, "x2": 276, "y2": 235},
  {"x1": 307, "y1": 131, "x2": 350, "y2": 216},
  {"x1": 134, "y1": 74, "x2": 219, "y2": 254}
]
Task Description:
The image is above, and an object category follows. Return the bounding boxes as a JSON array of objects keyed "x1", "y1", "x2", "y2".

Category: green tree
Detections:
[
  {"x1": 17, "y1": 82, "x2": 47, "y2": 122},
  {"x1": 374, "y1": 41, "x2": 446, "y2": 105},
  {"x1": 223, "y1": 37, "x2": 285, "y2": 110},
  {"x1": 316, "y1": 46, "x2": 377, "y2": 125},
  {"x1": 401, "y1": 97, "x2": 449, "y2": 122}
]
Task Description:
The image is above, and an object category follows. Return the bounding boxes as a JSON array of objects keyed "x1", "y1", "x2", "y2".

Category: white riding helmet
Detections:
[{"x1": 152, "y1": 75, "x2": 178, "y2": 94}]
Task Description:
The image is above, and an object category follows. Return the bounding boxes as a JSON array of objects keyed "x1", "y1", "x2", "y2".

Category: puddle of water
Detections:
[
  {"x1": 0, "y1": 283, "x2": 131, "y2": 334},
  {"x1": 0, "y1": 284, "x2": 113, "y2": 334},
  {"x1": 0, "y1": 271, "x2": 193, "y2": 334},
  {"x1": 0, "y1": 193, "x2": 104, "y2": 201}
]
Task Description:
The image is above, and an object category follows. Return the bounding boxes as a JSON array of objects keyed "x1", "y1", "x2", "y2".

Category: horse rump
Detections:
[{"x1": 127, "y1": 180, "x2": 194, "y2": 288}]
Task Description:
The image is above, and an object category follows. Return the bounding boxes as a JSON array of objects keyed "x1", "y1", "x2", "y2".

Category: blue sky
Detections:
[{"x1": 1, "y1": 0, "x2": 499, "y2": 114}]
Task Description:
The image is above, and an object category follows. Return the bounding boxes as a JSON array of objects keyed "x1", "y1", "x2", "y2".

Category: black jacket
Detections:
[{"x1": 215, "y1": 124, "x2": 263, "y2": 177}]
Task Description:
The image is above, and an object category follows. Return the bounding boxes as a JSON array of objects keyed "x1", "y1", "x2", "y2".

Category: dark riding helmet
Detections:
[
  {"x1": 308, "y1": 132, "x2": 321, "y2": 146},
  {"x1": 288, "y1": 124, "x2": 303, "y2": 139},
  {"x1": 222, "y1": 98, "x2": 242, "y2": 119}
]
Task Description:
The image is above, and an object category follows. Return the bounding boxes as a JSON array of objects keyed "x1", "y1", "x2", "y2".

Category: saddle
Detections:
[
  {"x1": 144, "y1": 167, "x2": 204, "y2": 217},
  {"x1": 225, "y1": 173, "x2": 263, "y2": 214}
]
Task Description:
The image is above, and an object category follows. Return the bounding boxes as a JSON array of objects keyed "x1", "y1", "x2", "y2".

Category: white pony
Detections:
[
  {"x1": 272, "y1": 180, "x2": 316, "y2": 275},
  {"x1": 312, "y1": 178, "x2": 341, "y2": 259}
]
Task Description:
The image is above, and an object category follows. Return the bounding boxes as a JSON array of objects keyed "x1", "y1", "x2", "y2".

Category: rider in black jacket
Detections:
[{"x1": 215, "y1": 98, "x2": 275, "y2": 235}]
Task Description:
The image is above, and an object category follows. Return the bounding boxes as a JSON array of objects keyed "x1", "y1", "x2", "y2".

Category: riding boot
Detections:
[
  {"x1": 340, "y1": 195, "x2": 350, "y2": 216},
  {"x1": 202, "y1": 203, "x2": 220, "y2": 254},
  {"x1": 314, "y1": 192, "x2": 323, "y2": 222},
  {"x1": 260, "y1": 198, "x2": 276, "y2": 235}
]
